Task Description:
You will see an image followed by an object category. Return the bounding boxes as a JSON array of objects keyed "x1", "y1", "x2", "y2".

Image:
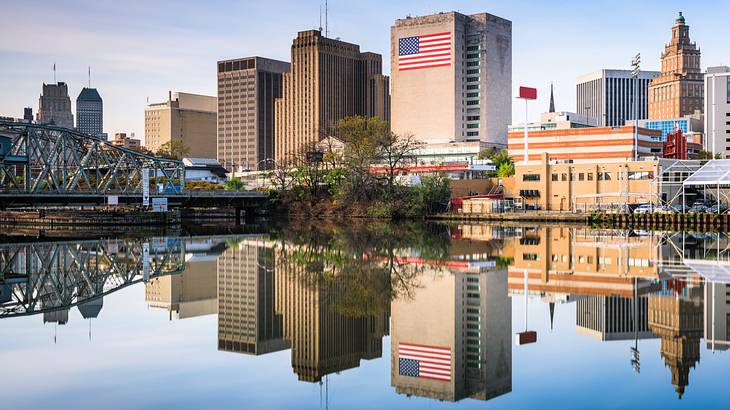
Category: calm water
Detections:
[{"x1": 1, "y1": 222, "x2": 728, "y2": 409}]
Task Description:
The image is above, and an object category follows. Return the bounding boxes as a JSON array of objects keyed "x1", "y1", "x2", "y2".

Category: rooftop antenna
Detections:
[
  {"x1": 88, "y1": 65, "x2": 91, "y2": 88},
  {"x1": 53, "y1": 62, "x2": 56, "y2": 83},
  {"x1": 325, "y1": 0, "x2": 328, "y2": 37},
  {"x1": 319, "y1": 4, "x2": 323, "y2": 31}
]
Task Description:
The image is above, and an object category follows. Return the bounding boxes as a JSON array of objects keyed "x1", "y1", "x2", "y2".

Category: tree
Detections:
[
  {"x1": 377, "y1": 132, "x2": 424, "y2": 195},
  {"x1": 336, "y1": 116, "x2": 390, "y2": 200},
  {"x1": 698, "y1": 150, "x2": 721, "y2": 160},
  {"x1": 497, "y1": 161, "x2": 515, "y2": 178},
  {"x1": 156, "y1": 140, "x2": 191, "y2": 160},
  {"x1": 224, "y1": 177, "x2": 246, "y2": 190},
  {"x1": 479, "y1": 148, "x2": 515, "y2": 177}
]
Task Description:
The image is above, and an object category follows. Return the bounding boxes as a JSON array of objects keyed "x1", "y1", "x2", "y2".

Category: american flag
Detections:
[
  {"x1": 398, "y1": 32, "x2": 452, "y2": 71},
  {"x1": 398, "y1": 342, "x2": 452, "y2": 381}
]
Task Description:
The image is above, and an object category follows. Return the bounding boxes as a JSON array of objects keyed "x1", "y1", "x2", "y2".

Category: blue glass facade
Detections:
[{"x1": 643, "y1": 119, "x2": 688, "y2": 141}]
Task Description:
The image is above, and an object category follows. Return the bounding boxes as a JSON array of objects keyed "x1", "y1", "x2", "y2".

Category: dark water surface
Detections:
[{"x1": 1, "y1": 222, "x2": 728, "y2": 409}]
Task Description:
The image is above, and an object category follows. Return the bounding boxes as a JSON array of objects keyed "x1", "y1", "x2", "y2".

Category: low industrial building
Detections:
[{"x1": 183, "y1": 158, "x2": 228, "y2": 184}]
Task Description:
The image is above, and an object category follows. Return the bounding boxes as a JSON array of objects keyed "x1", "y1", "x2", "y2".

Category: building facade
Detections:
[
  {"x1": 704, "y1": 66, "x2": 730, "y2": 157},
  {"x1": 23, "y1": 107, "x2": 33, "y2": 123},
  {"x1": 36, "y1": 82, "x2": 74, "y2": 129},
  {"x1": 391, "y1": 12, "x2": 512, "y2": 146},
  {"x1": 274, "y1": 30, "x2": 389, "y2": 162},
  {"x1": 111, "y1": 132, "x2": 141, "y2": 149},
  {"x1": 76, "y1": 87, "x2": 103, "y2": 137},
  {"x1": 217, "y1": 57, "x2": 290, "y2": 171},
  {"x1": 576, "y1": 69, "x2": 660, "y2": 127},
  {"x1": 638, "y1": 112, "x2": 704, "y2": 141},
  {"x1": 145, "y1": 91, "x2": 217, "y2": 158},
  {"x1": 648, "y1": 12, "x2": 704, "y2": 120}
]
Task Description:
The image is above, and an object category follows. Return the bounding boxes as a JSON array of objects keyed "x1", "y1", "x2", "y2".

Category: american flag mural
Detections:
[
  {"x1": 398, "y1": 32, "x2": 452, "y2": 71},
  {"x1": 398, "y1": 342, "x2": 452, "y2": 381}
]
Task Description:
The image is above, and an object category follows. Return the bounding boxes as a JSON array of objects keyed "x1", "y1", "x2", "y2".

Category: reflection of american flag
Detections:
[
  {"x1": 398, "y1": 32, "x2": 452, "y2": 71},
  {"x1": 398, "y1": 342, "x2": 451, "y2": 381}
]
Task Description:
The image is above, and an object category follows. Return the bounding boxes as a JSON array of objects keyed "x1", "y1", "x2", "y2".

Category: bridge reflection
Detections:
[{"x1": 1, "y1": 225, "x2": 729, "y2": 403}]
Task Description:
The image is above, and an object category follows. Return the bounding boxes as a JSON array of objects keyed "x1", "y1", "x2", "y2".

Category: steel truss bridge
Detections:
[
  {"x1": 0, "y1": 120, "x2": 183, "y2": 197},
  {"x1": 0, "y1": 237, "x2": 186, "y2": 319},
  {"x1": 0, "y1": 120, "x2": 267, "y2": 208}
]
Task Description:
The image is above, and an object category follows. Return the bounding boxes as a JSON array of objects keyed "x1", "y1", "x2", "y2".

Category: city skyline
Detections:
[{"x1": 2, "y1": 1, "x2": 729, "y2": 141}]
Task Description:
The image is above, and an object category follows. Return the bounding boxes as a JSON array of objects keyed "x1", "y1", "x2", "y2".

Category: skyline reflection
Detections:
[{"x1": 1, "y1": 223, "x2": 729, "y2": 406}]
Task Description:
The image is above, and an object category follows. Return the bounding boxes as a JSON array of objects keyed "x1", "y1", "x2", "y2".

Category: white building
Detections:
[
  {"x1": 391, "y1": 11, "x2": 512, "y2": 147},
  {"x1": 576, "y1": 69, "x2": 660, "y2": 127},
  {"x1": 183, "y1": 158, "x2": 228, "y2": 184},
  {"x1": 704, "y1": 66, "x2": 730, "y2": 157}
]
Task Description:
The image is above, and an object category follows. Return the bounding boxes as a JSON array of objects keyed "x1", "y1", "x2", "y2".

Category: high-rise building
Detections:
[
  {"x1": 23, "y1": 107, "x2": 33, "y2": 123},
  {"x1": 648, "y1": 12, "x2": 704, "y2": 120},
  {"x1": 36, "y1": 82, "x2": 74, "y2": 129},
  {"x1": 217, "y1": 57, "x2": 289, "y2": 172},
  {"x1": 217, "y1": 239, "x2": 289, "y2": 355},
  {"x1": 391, "y1": 266, "x2": 512, "y2": 402},
  {"x1": 144, "y1": 91, "x2": 217, "y2": 158},
  {"x1": 145, "y1": 256, "x2": 218, "y2": 320},
  {"x1": 704, "y1": 66, "x2": 730, "y2": 157},
  {"x1": 274, "y1": 30, "x2": 389, "y2": 163},
  {"x1": 391, "y1": 12, "x2": 512, "y2": 146},
  {"x1": 576, "y1": 295, "x2": 655, "y2": 341},
  {"x1": 576, "y1": 69, "x2": 660, "y2": 127},
  {"x1": 704, "y1": 281, "x2": 730, "y2": 352},
  {"x1": 76, "y1": 87, "x2": 103, "y2": 137}
]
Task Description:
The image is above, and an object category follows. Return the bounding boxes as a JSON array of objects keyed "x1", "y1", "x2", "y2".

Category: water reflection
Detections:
[{"x1": 1, "y1": 223, "x2": 729, "y2": 406}]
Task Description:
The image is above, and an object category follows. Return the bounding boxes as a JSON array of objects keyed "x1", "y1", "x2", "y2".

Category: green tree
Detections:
[
  {"x1": 698, "y1": 150, "x2": 721, "y2": 160},
  {"x1": 224, "y1": 177, "x2": 246, "y2": 190},
  {"x1": 156, "y1": 140, "x2": 191, "y2": 160},
  {"x1": 497, "y1": 161, "x2": 515, "y2": 177}
]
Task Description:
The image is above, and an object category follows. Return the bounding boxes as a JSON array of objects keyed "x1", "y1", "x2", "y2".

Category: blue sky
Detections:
[{"x1": 1, "y1": 0, "x2": 728, "y2": 140}]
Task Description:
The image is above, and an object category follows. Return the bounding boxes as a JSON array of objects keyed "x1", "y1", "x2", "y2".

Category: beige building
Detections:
[
  {"x1": 274, "y1": 30, "x2": 389, "y2": 162},
  {"x1": 217, "y1": 56, "x2": 289, "y2": 171},
  {"x1": 145, "y1": 91, "x2": 217, "y2": 158},
  {"x1": 391, "y1": 12, "x2": 511, "y2": 146},
  {"x1": 110, "y1": 132, "x2": 141, "y2": 149},
  {"x1": 648, "y1": 12, "x2": 704, "y2": 120},
  {"x1": 391, "y1": 264, "x2": 511, "y2": 402},
  {"x1": 37, "y1": 82, "x2": 74, "y2": 129},
  {"x1": 145, "y1": 257, "x2": 218, "y2": 320}
]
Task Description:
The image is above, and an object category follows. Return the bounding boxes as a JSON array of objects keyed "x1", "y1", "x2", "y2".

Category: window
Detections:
[
  {"x1": 466, "y1": 45, "x2": 479, "y2": 51},
  {"x1": 551, "y1": 173, "x2": 558, "y2": 181},
  {"x1": 579, "y1": 173, "x2": 585, "y2": 181},
  {"x1": 466, "y1": 100, "x2": 479, "y2": 105},
  {"x1": 466, "y1": 53, "x2": 479, "y2": 59},
  {"x1": 561, "y1": 173, "x2": 567, "y2": 181},
  {"x1": 466, "y1": 61, "x2": 479, "y2": 67},
  {"x1": 522, "y1": 174, "x2": 540, "y2": 181},
  {"x1": 466, "y1": 92, "x2": 479, "y2": 98},
  {"x1": 523, "y1": 253, "x2": 539, "y2": 261},
  {"x1": 466, "y1": 69, "x2": 479, "y2": 74},
  {"x1": 466, "y1": 131, "x2": 479, "y2": 137},
  {"x1": 466, "y1": 77, "x2": 479, "y2": 82},
  {"x1": 467, "y1": 115, "x2": 480, "y2": 121},
  {"x1": 466, "y1": 84, "x2": 479, "y2": 90},
  {"x1": 466, "y1": 123, "x2": 479, "y2": 129},
  {"x1": 627, "y1": 171, "x2": 653, "y2": 180},
  {"x1": 598, "y1": 172, "x2": 612, "y2": 181},
  {"x1": 587, "y1": 173, "x2": 593, "y2": 181}
]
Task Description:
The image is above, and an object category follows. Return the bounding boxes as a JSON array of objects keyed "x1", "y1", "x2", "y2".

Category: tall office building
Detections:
[
  {"x1": 704, "y1": 66, "x2": 730, "y2": 157},
  {"x1": 274, "y1": 242, "x2": 388, "y2": 382},
  {"x1": 145, "y1": 257, "x2": 218, "y2": 320},
  {"x1": 648, "y1": 12, "x2": 703, "y2": 120},
  {"x1": 576, "y1": 295, "x2": 654, "y2": 341},
  {"x1": 391, "y1": 266, "x2": 511, "y2": 402},
  {"x1": 217, "y1": 239, "x2": 288, "y2": 355},
  {"x1": 36, "y1": 82, "x2": 74, "y2": 128},
  {"x1": 76, "y1": 87, "x2": 103, "y2": 137},
  {"x1": 576, "y1": 69, "x2": 660, "y2": 127},
  {"x1": 144, "y1": 91, "x2": 217, "y2": 158},
  {"x1": 391, "y1": 12, "x2": 512, "y2": 146},
  {"x1": 704, "y1": 281, "x2": 730, "y2": 352},
  {"x1": 23, "y1": 107, "x2": 33, "y2": 123},
  {"x1": 217, "y1": 57, "x2": 289, "y2": 171},
  {"x1": 274, "y1": 30, "x2": 389, "y2": 163}
]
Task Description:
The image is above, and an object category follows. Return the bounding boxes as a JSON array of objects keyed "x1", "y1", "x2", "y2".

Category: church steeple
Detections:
[{"x1": 549, "y1": 82, "x2": 555, "y2": 113}]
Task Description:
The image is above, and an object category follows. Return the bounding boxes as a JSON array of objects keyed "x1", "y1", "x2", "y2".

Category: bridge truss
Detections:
[
  {"x1": 0, "y1": 238, "x2": 185, "y2": 318},
  {"x1": 0, "y1": 120, "x2": 184, "y2": 195}
]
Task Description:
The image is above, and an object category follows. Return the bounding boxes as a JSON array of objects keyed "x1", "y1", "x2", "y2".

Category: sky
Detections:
[{"x1": 1, "y1": 0, "x2": 729, "y2": 141}]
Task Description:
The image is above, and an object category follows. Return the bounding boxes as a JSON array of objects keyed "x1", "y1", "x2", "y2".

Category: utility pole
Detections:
[{"x1": 631, "y1": 53, "x2": 641, "y2": 161}]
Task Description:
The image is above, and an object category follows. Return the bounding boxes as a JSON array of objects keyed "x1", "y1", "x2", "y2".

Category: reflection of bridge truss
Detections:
[
  {"x1": 0, "y1": 121, "x2": 183, "y2": 195},
  {"x1": 0, "y1": 238, "x2": 185, "y2": 318}
]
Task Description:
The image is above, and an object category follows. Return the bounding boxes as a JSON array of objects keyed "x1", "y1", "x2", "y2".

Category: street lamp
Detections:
[{"x1": 631, "y1": 53, "x2": 641, "y2": 161}]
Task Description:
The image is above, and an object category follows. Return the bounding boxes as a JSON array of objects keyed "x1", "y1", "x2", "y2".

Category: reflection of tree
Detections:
[{"x1": 271, "y1": 220, "x2": 452, "y2": 317}]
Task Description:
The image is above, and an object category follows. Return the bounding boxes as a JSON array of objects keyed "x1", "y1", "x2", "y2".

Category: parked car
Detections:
[
  {"x1": 688, "y1": 203, "x2": 708, "y2": 213},
  {"x1": 654, "y1": 205, "x2": 678, "y2": 214},
  {"x1": 633, "y1": 204, "x2": 655, "y2": 214},
  {"x1": 707, "y1": 203, "x2": 728, "y2": 213}
]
